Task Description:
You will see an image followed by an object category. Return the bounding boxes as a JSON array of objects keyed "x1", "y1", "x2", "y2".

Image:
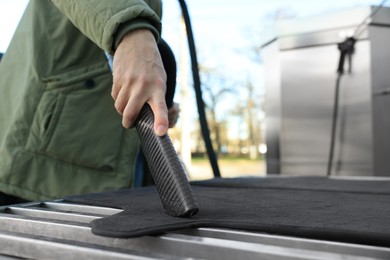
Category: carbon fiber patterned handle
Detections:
[{"x1": 135, "y1": 104, "x2": 199, "y2": 217}]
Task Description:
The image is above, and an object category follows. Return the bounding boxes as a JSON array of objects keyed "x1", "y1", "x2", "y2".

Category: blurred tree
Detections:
[
  {"x1": 245, "y1": 80, "x2": 263, "y2": 159},
  {"x1": 197, "y1": 64, "x2": 235, "y2": 155},
  {"x1": 229, "y1": 79, "x2": 264, "y2": 159},
  {"x1": 229, "y1": 7, "x2": 295, "y2": 158}
]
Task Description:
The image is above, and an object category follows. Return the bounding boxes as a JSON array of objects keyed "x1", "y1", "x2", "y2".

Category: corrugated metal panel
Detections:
[{"x1": 0, "y1": 201, "x2": 389, "y2": 259}]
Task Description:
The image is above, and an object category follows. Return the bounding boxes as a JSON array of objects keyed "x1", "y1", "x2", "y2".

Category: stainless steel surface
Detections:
[
  {"x1": 275, "y1": 6, "x2": 386, "y2": 37},
  {"x1": 370, "y1": 25, "x2": 390, "y2": 175},
  {"x1": 263, "y1": 40, "x2": 282, "y2": 174},
  {"x1": 262, "y1": 6, "x2": 390, "y2": 176},
  {"x1": 0, "y1": 201, "x2": 389, "y2": 259}
]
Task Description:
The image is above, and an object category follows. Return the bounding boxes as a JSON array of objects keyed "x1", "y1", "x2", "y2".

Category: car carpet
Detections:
[{"x1": 64, "y1": 176, "x2": 390, "y2": 247}]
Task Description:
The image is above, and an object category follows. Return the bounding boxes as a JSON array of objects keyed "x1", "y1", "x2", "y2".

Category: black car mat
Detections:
[
  {"x1": 64, "y1": 177, "x2": 390, "y2": 247},
  {"x1": 191, "y1": 176, "x2": 390, "y2": 195}
]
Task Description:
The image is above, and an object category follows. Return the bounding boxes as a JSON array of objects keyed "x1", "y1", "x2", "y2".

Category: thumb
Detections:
[{"x1": 149, "y1": 100, "x2": 169, "y2": 136}]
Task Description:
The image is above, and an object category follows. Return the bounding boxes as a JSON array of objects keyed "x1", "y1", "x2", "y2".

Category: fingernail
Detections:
[{"x1": 156, "y1": 125, "x2": 167, "y2": 136}]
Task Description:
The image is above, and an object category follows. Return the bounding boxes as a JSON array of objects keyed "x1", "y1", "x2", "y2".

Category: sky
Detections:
[
  {"x1": 1, "y1": 0, "x2": 387, "y2": 60},
  {"x1": 1, "y1": 0, "x2": 387, "y2": 79},
  {"x1": 0, "y1": 0, "x2": 388, "y2": 137}
]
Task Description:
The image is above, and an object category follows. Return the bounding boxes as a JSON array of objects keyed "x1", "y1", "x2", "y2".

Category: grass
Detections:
[
  {"x1": 191, "y1": 155, "x2": 264, "y2": 163},
  {"x1": 188, "y1": 156, "x2": 266, "y2": 180}
]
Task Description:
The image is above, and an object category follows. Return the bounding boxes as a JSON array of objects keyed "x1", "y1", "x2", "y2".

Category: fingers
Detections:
[
  {"x1": 111, "y1": 80, "x2": 120, "y2": 101},
  {"x1": 120, "y1": 97, "x2": 168, "y2": 136},
  {"x1": 113, "y1": 84, "x2": 168, "y2": 136},
  {"x1": 113, "y1": 86, "x2": 129, "y2": 115}
]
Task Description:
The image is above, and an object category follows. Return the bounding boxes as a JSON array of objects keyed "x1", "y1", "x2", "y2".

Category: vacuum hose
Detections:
[{"x1": 135, "y1": 104, "x2": 199, "y2": 217}]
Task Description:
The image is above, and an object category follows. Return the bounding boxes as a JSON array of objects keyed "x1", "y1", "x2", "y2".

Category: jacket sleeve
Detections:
[{"x1": 50, "y1": 0, "x2": 162, "y2": 54}]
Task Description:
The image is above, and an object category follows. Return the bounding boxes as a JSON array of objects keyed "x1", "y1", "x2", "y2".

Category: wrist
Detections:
[{"x1": 113, "y1": 21, "x2": 159, "y2": 53}]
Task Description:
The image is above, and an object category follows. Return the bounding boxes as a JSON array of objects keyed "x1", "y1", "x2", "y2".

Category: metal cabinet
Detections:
[{"x1": 262, "y1": 6, "x2": 390, "y2": 176}]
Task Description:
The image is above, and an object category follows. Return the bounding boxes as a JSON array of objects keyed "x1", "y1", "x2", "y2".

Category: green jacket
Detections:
[{"x1": 0, "y1": 0, "x2": 162, "y2": 201}]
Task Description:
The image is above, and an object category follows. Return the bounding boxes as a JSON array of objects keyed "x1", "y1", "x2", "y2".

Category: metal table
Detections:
[{"x1": 0, "y1": 200, "x2": 389, "y2": 259}]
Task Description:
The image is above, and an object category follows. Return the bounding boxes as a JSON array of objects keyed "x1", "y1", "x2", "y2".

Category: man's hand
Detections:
[{"x1": 111, "y1": 29, "x2": 168, "y2": 136}]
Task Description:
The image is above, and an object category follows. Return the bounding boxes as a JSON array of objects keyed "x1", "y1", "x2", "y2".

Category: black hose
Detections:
[
  {"x1": 178, "y1": 0, "x2": 221, "y2": 178},
  {"x1": 327, "y1": 73, "x2": 342, "y2": 176},
  {"x1": 158, "y1": 39, "x2": 177, "y2": 108}
]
